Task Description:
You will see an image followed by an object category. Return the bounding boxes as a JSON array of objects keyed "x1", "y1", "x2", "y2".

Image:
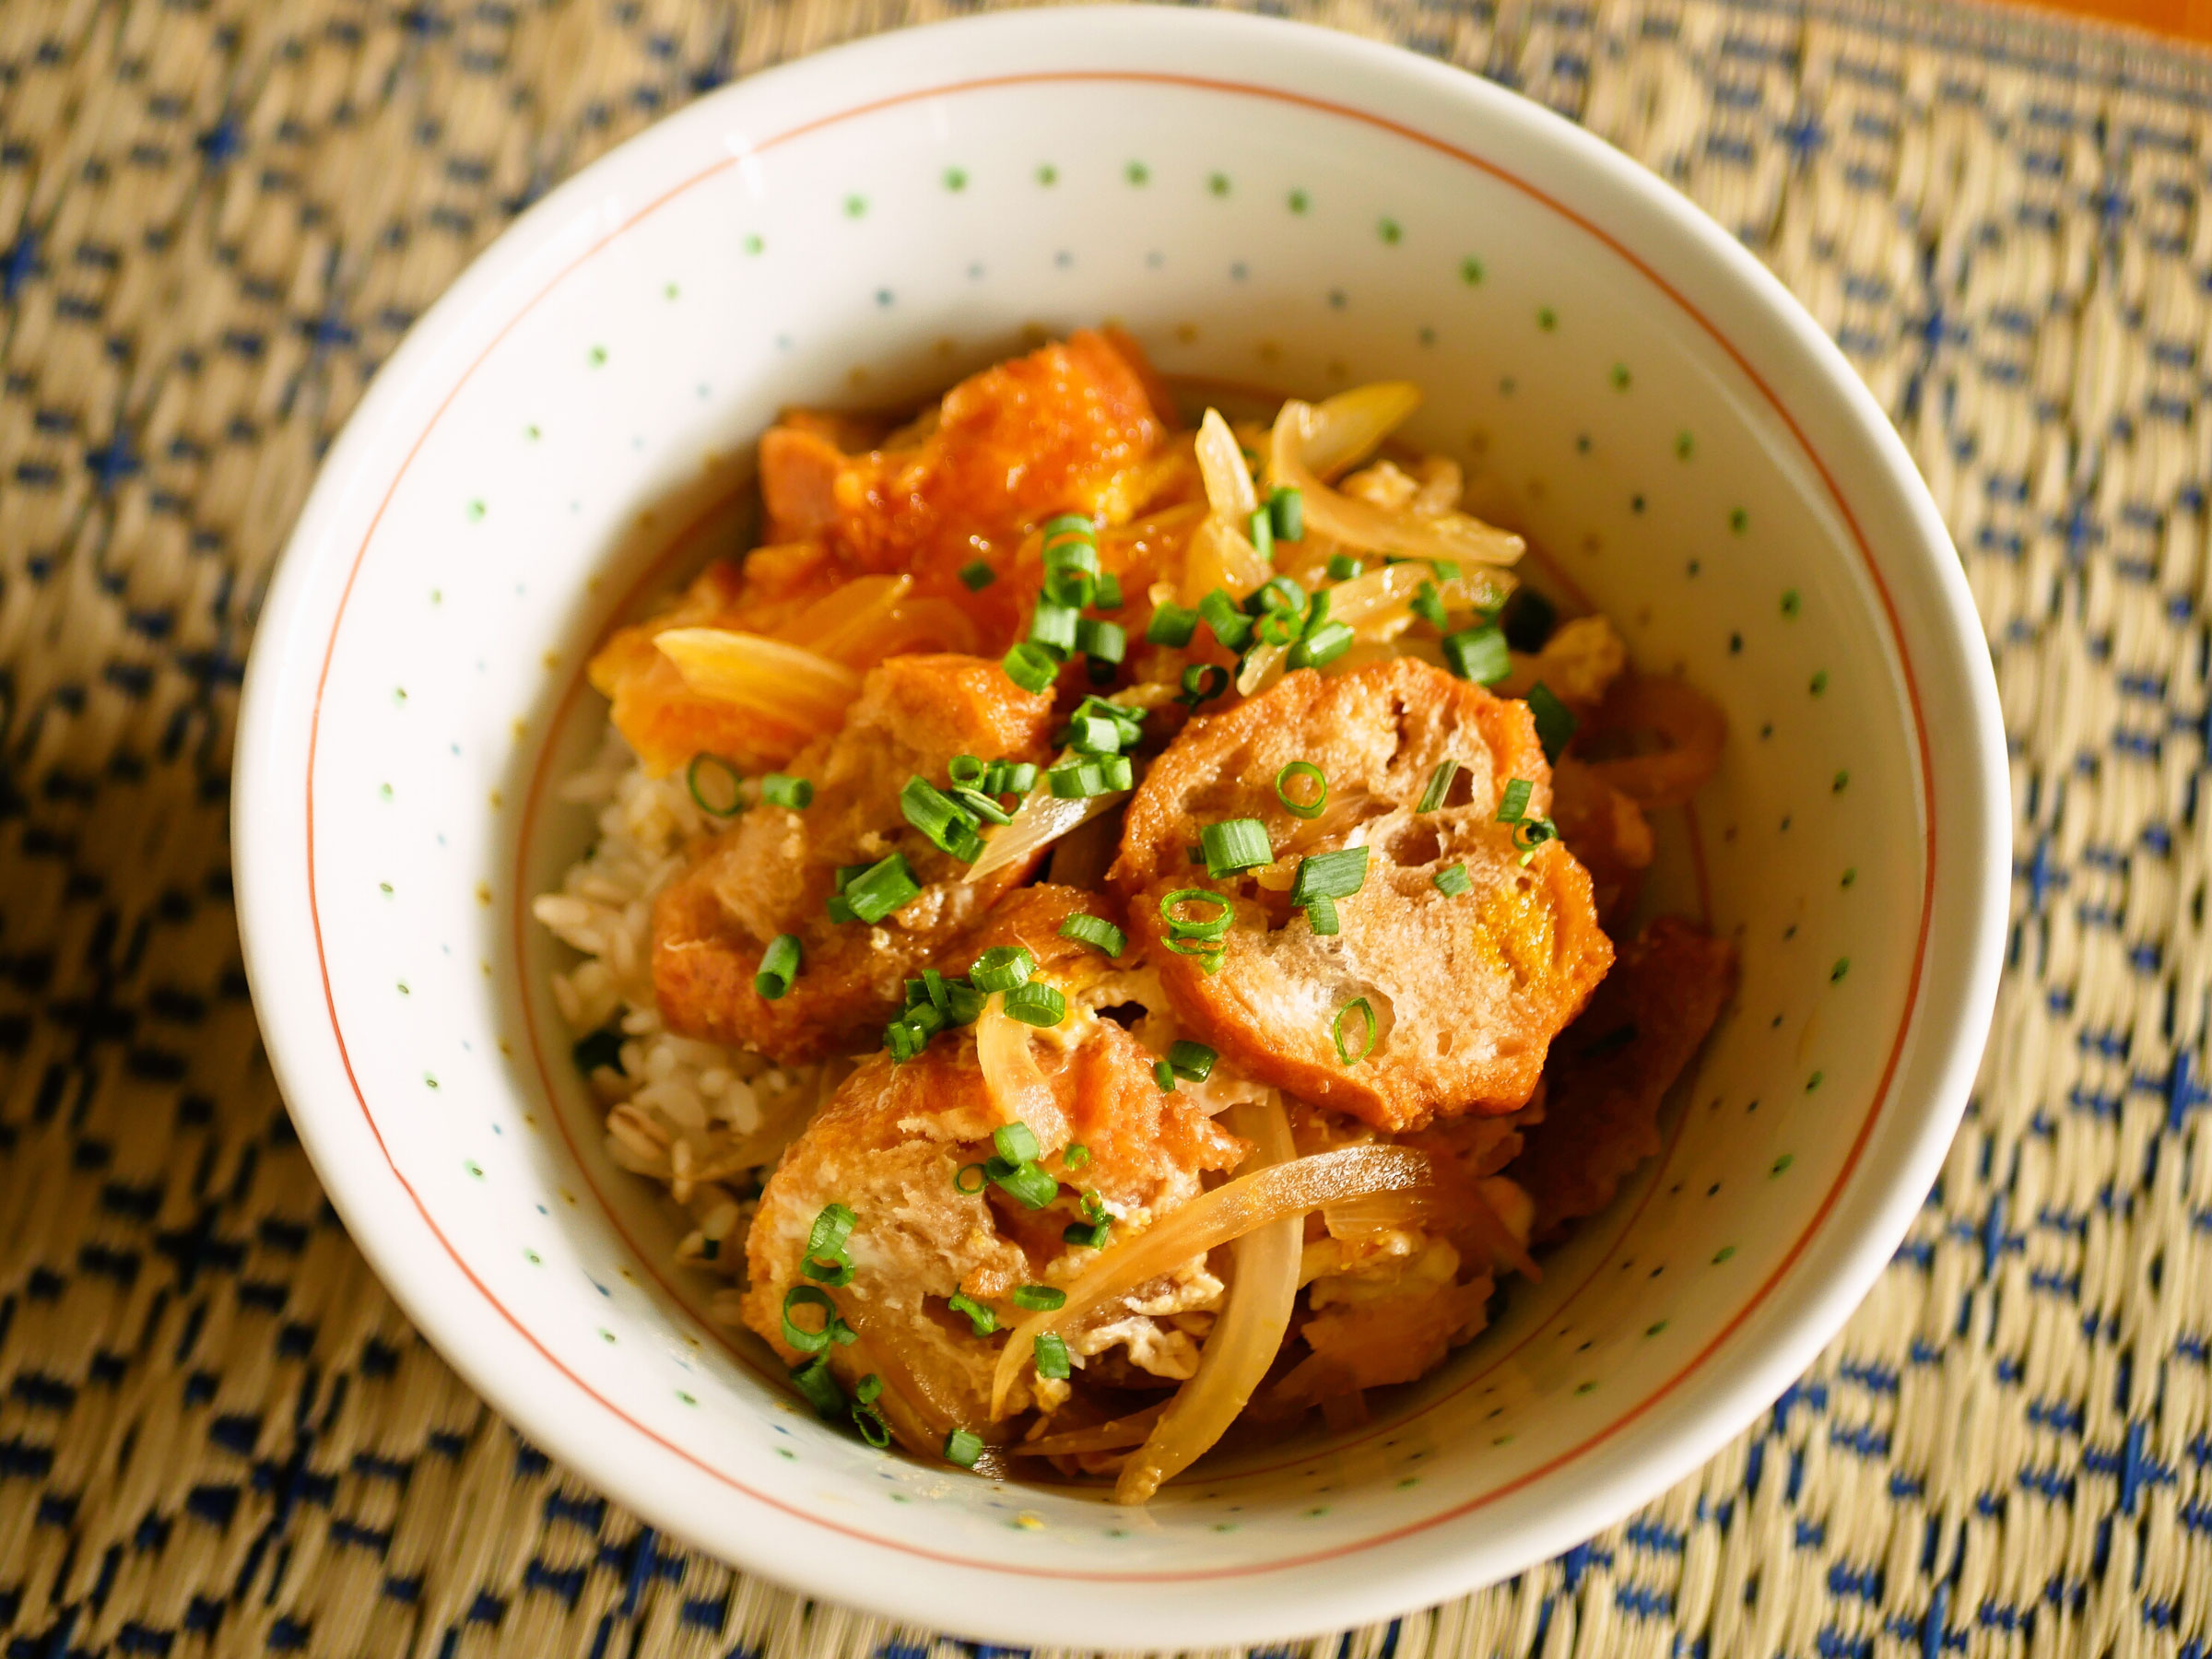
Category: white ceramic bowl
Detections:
[{"x1": 233, "y1": 8, "x2": 2007, "y2": 1646}]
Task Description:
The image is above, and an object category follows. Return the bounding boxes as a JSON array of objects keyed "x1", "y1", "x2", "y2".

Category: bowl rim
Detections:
[{"x1": 233, "y1": 7, "x2": 2010, "y2": 1645}]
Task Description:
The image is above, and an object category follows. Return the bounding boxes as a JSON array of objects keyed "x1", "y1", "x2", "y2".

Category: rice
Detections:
[{"x1": 532, "y1": 724, "x2": 825, "y2": 1297}]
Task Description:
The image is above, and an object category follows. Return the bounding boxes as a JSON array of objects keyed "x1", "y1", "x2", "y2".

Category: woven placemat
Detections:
[{"x1": 4, "y1": 0, "x2": 2208, "y2": 1653}]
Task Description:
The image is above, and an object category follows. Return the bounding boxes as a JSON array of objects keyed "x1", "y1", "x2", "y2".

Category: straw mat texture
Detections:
[{"x1": 4, "y1": 0, "x2": 2212, "y2": 1653}]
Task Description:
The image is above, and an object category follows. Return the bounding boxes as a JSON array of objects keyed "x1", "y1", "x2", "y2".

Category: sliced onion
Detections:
[
  {"x1": 1009, "y1": 1402, "x2": 1168, "y2": 1457},
  {"x1": 654, "y1": 628, "x2": 862, "y2": 731},
  {"x1": 990, "y1": 1142, "x2": 1439, "y2": 1418},
  {"x1": 1325, "y1": 560, "x2": 1512, "y2": 633},
  {"x1": 1300, "y1": 382, "x2": 1422, "y2": 479},
  {"x1": 1270, "y1": 404, "x2": 1524, "y2": 568},
  {"x1": 975, "y1": 993, "x2": 1071, "y2": 1152},
  {"x1": 1179, "y1": 513, "x2": 1272, "y2": 606},
  {"x1": 1195, "y1": 408, "x2": 1259, "y2": 520},
  {"x1": 1235, "y1": 640, "x2": 1288, "y2": 697},
  {"x1": 964, "y1": 772, "x2": 1133, "y2": 886},
  {"x1": 1114, "y1": 1095, "x2": 1302, "y2": 1502}
]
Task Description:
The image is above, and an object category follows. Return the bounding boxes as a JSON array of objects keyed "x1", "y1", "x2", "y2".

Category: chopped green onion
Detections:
[
  {"x1": 1011, "y1": 1284, "x2": 1066, "y2": 1312},
  {"x1": 1246, "y1": 505, "x2": 1274, "y2": 562},
  {"x1": 994, "y1": 1123, "x2": 1041, "y2": 1164},
  {"x1": 790, "y1": 1356, "x2": 845, "y2": 1418},
  {"x1": 948, "y1": 754, "x2": 986, "y2": 788},
  {"x1": 686, "y1": 753, "x2": 744, "y2": 817},
  {"x1": 990, "y1": 760, "x2": 1038, "y2": 795},
  {"x1": 1201, "y1": 818, "x2": 1272, "y2": 878},
  {"x1": 1048, "y1": 760, "x2": 1112, "y2": 799},
  {"x1": 760, "y1": 772, "x2": 813, "y2": 810},
  {"x1": 1291, "y1": 846, "x2": 1370, "y2": 903},
  {"x1": 1075, "y1": 617, "x2": 1125, "y2": 665},
  {"x1": 1512, "y1": 817, "x2": 1560, "y2": 865},
  {"x1": 954, "y1": 1162, "x2": 987, "y2": 1195},
  {"x1": 970, "y1": 946, "x2": 1035, "y2": 994},
  {"x1": 950, "y1": 786, "x2": 1013, "y2": 825},
  {"x1": 945, "y1": 982, "x2": 987, "y2": 1026},
  {"x1": 1430, "y1": 558, "x2": 1464, "y2": 582},
  {"x1": 1064, "y1": 1216, "x2": 1111, "y2": 1249},
  {"x1": 1002, "y1": 641, "x2": 1059, "y2": 694},
  {"x1": 1179, "y1": 663, "x2": 1230, "y2": 708},
  {"x1": 1040, "y1": 512, "x2": 1095, "y2": 542},
  {"x1": 1418, "y1": 759, "x2": 1460, "y2": 814},
  {"x1": 1303, "y1": 893, "x2": 1340, "y2": 935},
  {"x1": 1290, "y1": 619, "x2": 1355, "y2": 669},
  {"x1": 852, "y1": 1401, "x2": 892, "y2": 1448},
  {"x1": 1147, "y1": 602, "x2": 1199, "y2": 648},
  {"x1": 990, "y1": 1159, "x2": 1059, "y2": 1209},
  {"x1": 1094, "y1": 571, "x2": 1124, "y2": 610},
  {"x1": 1306, "y1": 588, "x2": 1332, "y2": 630},
  {"x1": 900, "y1": 776, "x2": 983, "y2": 861},
  {"x1": 853, "y1": 1372, "x2": 882, "y2": 1405},
  {"x1": 1063, "y1": 1144, "x2": 1091, "y2": 1171},
  {"x1": 835, "y1": 853, "x2": 921, "y2": 924},
  {"x1": 1033, "y1": 1333, "x2": 1072, "y2": 1381},
  {"x1": 1433, "y1": 863, "x2": 1473, "y2": 896},
  {"x1": 947, "y1": 1291, "x2": 997, "y2": 1335},
  {"x1": 1030, "y1": 599, "x2": 1080, "y2": 654},
  {"x1": 1159, "y1": 888, "x2": 1232, "y2": 939},
  {"x1": 1326, "y1": 552, "x2": 1362, "y2": 582},
  {"x1": 782, "y1": 1286, "x2": 855, "y2": 1354},
  {"x1": 1002, "y1": 982, "x2": 1067, "y2": 1028},
  {"x1": 944, "y1": 1428, "x2": 985, "y2": 1467},
  {"x1": 883, "y1": 1018, "x2": 928, "y2": 1063},
  {"x1": 1503, "y1": 588, "x2": 1559, "y2": 652},
  {"x1": 1275, "y1": 760, "x2": 1328, "y2": 819},
  {"x1": 1067, "y1": 715, "x2": 1124, "y2": 756},
  {"x1": 959, "y1": 560, "x2": 996, "y2": 592},
  {"x1": 1410, "y1": 581, "x2": 1449, "y2": 629},
  {"x1": 1168, "y1": 1040, "x2": 1218, "y2": 1082},
  {"x1": 754, "y1": 934, "x2": 802, "y2": 1000},
  {"x1": 1155, "y1": 1059, "x2": 1177, "y2": 1092},
  {"x1": 1497, "y1": 778, "x2": 1535, "y2": 823},
  {"x1": 1270, "y1": 486, "x2": 1304, "y2": 543},
  {"x1": 1443, "y1": 623, "x2": 1511, "y2": 685},
  {"x1": 1058, "y1": 913, "x2": 1126, "y2": 958},
  {"x1": 1255, "y1": 608, "x2": 1300, "y2": 648},
  {"x1": 1528, "y1": 682, "x2": 1579, "y2": 763},
  {"x1": 800, "y1": 1204, "x2": 856, "y2": 1284},
  {"x1": 1198, "y1": 588, "x2": 1252, "y2": 652},
  {"x1": 1333, "y1": 997, "x2": 1379, "y2": 1065},
  {"x1": 1066, "y1": 695, "x2": 1143, "y2": 741},
  {"x1": 1044, "y1": 566, "x2": 1097, "y2": 612}
]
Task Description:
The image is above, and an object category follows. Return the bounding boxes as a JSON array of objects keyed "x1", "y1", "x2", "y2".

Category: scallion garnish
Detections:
[
  {"x1": 1063, "y1": 1144, "x2": 1091, "y2": 1171},
  {"x1": 948, "y1": 754, "x2": 986, "y2": 787},
  {"x1": 1246, "y1": 504, "x2": 1275, "y2": 562},
  {"x1": 1167, "y1": 1040, "x2": 1218, "y2": 1082},
  {"x1": 832, "y1": 853, "x2": 921, "y2": 924},
  {"x1": 1075, "y1": 617, "x2": 1126, "y2": 665},
  {"x1": 1147, "y1": 602, "x2": 1199, "y2": 648},
  {"x1": 1304, "y1": 893, "x2": 1341, "y2": 935},
  {"x1": 954, "y1": 1162, "x2": 987, "y2": 1194},
  {"x1": 1200, "y1": 818, "x2": 1272, "y2": 878},
  {"x1": 970, "y1": 946, "x2": 1035, "y2": 994},
  {"x1": 686, "y1": 753, "x2": 745, "y2": 817},
  {"x1": 1030, "y1": 599, "x2": 1080, "y2": 655},
  {"x1": 992, "y1": 1159, "x2": 1059, "y2": 1209},
  {"x1": 947, "y1": 1291, "x2": 997, "y2": 1335},
  {"x1": 852, "y1": 1397, "x2": 892, "y2": 1449},
  {"x1": 1254, "y1": 608, "x2": 1300, "y2": 648},
  {"x1": 1290, "y1": 619, "x2": 1355, "y2": 669},
  {"x1": 1410, "y1": 581, "x2": 1449, "y2": 629},
  {"x1": 1002, "y1": 982, "x2": 1067, "y2": 1028},
  {"x1": 1527, "y1": 681, "x2": 1578, "y2": 763},
  {"x1": 1333, "y1": 996, "x2": 1379, "y2": 1065},
  {"x1": 754, "y1": 934, "x2": 802, "y2": 1000},
  {"x1": 1492, "y1": 782, "x2": 1561, "y2": 863},
  {"x1": 1433, "y1": 863, "x2": 1472, "y2": 896},
  {"x1": 1032, "y1": 1333, "x2": 1072, "y2": 1381},
  {"x1": 1012, "y1": 1284, "x2": 1067, "y2": 1311},
  {"x1": 782, "y1": 1286, "x2": 856, "y2": 1354},
  {"x1": 944, "y1": 1429, "x2": 985, "y2": 1467},
  {"x1": 1067, "y1": 714, "x2": 1124, "y2": 756},
  {"x1": 1443, "y1": 623, "x2": 1511, "y2": 685},
  {"x1": 1497, "y1": 778, "x2": 1535, "y2": 824},
  {"x1": 1269, "y1": 486, "x2": 1304, "y2": 543},
  {"x1": 991, "y1": 760, "x2": 1038, "y2": 795},
  {"x1": 1198, "y1": 588, "x2": 1252, "y2": 652},
  {"x1": 1002, "y1": 641, "x2": 1059, "y2": 694},
  {"x1": 790, "y1": 1356, "x2": 845, "y2": 1419},
  {"x1": 1430, "y1": 558, "x2": 1464, "y2": 582},
  {"x1": 1290, "y1": 846, "x2": 1370, "y2": 904},
  {"x1": 1094, "y1": 571, "x2": 1124, "y2": 610},
  {"x1": 1250, "y1": 574, "x2": 1307, "y2": 617},
  {"x1": 755, "y1": 772, "x2": 808, "y2": 810},
  {"x1": 1159, "y1": 888, "x2": 1232, "y2": 939},
  {"x1": 1058, "y1": 913, "x2": 1125, "y2": 958},
  {"x1": 994, "y1": 1123, "x2": 1041, "y2": 1164},
  {"x1": 1417, "y1": 759, "x2": 1460, "y2": 814},
  {"x1": 950, "y1": 786, "x2": 1013, "y2": 825},
  {"x1": 900, "y1": 776, "x2": 984, "y2": 861},
  {"x1": 800, "y1": 1203, "x2": 856, "y2": 1286},
  {"x1": 959, "y1": 560, "x2": 996, "y2": 592},
  {"x1": 1326, "y1": 552, "x2": 1362, "y2": 582},
  {"x1": 1275, "y1": 759, "x2": 1328, "y2": 819},
  {"x1": 1179, "y1": 663, "x2": 1230, "y2": 708},
  {"x1": 1503, "y1": 588, "x2": 1559, "y2": 652},
  {"x1": 1047, "y1": 759, "x2": 1119, "y2": 799},
  {"x1": 1154, "y1": 1059, "x2": 1176, "y2": 1092}
]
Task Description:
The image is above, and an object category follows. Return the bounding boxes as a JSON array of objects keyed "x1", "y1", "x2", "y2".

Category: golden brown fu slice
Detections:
[
  {"x1": 652, "y1": 654, "x2": 1054, "y2": 1064},
  {"x1": 1111, "y1": 658, "x2": 1615, "y2": 1133},
  {"x1": 1508, "y1": 915, "x2": 1739, "y2": 1235}
]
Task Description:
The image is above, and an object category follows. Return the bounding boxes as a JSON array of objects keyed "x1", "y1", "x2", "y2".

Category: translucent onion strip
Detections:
[
  {"x1": 1195, "y1": 408, "x2": 1260, "y2": 520},
  {"x1": 1114, "y1": 1094, "x2": 1302, "y2": 1503},
  {"x1": 1299, "y1": 382, "x2": 1422, "y2": 479},
  {"x1": 654, "y1": 628, "x2": 862, "y2": 731},
  {"x1": 1179, "y1": 513, "x2": 1272, "y2": 606},
  {"x1": 990, "y1": 1143, "x2": 1440, "y2": 1418},
  {"x1": 973, "y1": 992, "x2": 1072, "y2": 1152},
  {"x1": 1269, "y1": 403, "x2": 1524, "y2": 568},
  {"x1": 964, "y1": 771, "x2": 1135, "y2": 886}
]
